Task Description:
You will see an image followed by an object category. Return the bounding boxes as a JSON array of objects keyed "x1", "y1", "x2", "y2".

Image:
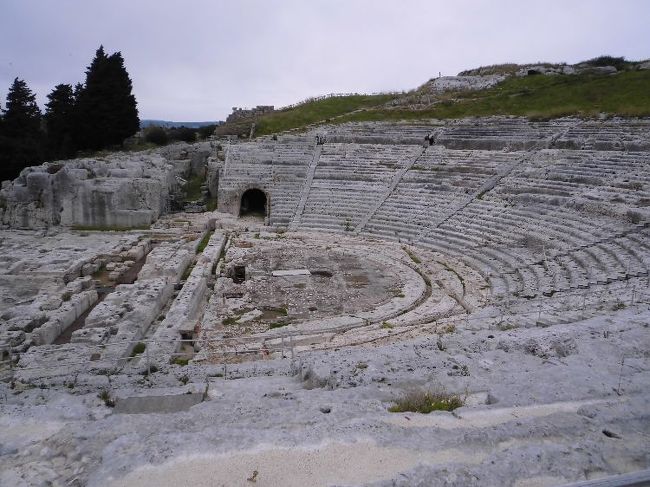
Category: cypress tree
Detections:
[
  {"x1": 74, "y1": 46, "x2": 139, "y2": 150},
  {"x1": 105, "y1": 51, "x2": 139, "y2": 145},
  {"x1": 0, "y1": 78, "x2": 43, "y2": 182},
  {"x1": 45, "y1": 83, "x2": 76, "y2": 159}
]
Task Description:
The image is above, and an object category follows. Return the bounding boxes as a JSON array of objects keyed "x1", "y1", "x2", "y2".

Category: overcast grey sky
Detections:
[{"x1": 1, "y1": 0, "x2": 649, "y2": 121}]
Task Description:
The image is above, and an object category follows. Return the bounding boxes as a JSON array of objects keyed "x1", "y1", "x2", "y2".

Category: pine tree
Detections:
[
  {"x1": 74, "y1": 46, "x2": 139, "y2": 150},
  {"x1": 45, "y1": 83, "x2": 76, "y2": 159},
  {"x1": 0, "y1": 78, "x2": 43, "y2": 182}
]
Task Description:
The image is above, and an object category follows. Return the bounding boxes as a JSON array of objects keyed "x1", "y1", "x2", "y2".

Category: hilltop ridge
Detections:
[{"x1": 214, "y1": 55, "x2": 650, "y2": 138}]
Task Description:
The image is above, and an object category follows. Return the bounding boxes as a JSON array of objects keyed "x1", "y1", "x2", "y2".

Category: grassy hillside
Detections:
[
  {"x1": 249, "y1": 70, "x2": 650, "y2": 136},
  {"x1": 254, "y1": 93, "x2": 398, "y2": 135},
  {"x1": 340, "y1": 70, "x2": 650, "y2": 123}
]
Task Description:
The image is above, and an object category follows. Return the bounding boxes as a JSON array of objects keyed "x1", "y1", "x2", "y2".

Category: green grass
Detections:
[
  {"x1": 388, "y1": 388, "x2": 464, "y2": 414},
  {"x1": 222, "y1": 316, "x2": 240, "y2": 326},
  {"x1": 181, "y1": 263, "x2": 195, "y2": 281},
  {"x1": 183, "y1": 174, "x2": 205, "y2": 202},
  {"x1": 173, "y1": 357, "x2": 190, "y2": 366},
  {"x1": 403, "y1": 246, "x2": 421, "y2": 264},
  {"x1": 254, "y1": 93, "x2": 398, "y2": 135},
  {"x1": 339, "y1": 71, "x2": 650, "y2": 123},
  {"x1": 197, "y1": 230, "x2": 214, "y2": 254},
  {"x1": 206, "y1": 197, "x2": 218, "y2": 211},
  {"x1": 269, "y1": 321, "x2": 289, "y2": 329}
]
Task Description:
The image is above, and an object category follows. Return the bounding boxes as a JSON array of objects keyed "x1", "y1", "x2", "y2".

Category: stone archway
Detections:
[{"x1": 239, "y1": 188, "x2": 267, "y2": 217}]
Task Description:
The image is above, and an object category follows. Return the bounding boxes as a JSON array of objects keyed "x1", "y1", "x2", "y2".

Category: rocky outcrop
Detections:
[
  {"x1": 0, "y1": 153, "x2": 178, "y2": 229},
  {"x1": 422, "y1": 75, "x2": 506, "y2": 93}
]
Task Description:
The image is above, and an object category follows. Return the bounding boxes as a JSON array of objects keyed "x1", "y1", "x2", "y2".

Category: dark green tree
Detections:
[
  {"x1": 44, "y1": 83, "x2": 76, "y2": 159},
  {"x1": 74, "y1": 46, "x2": 139, "y2": 150},
  {"x1": 0, "y1": 78, "x2": 44, "y2": 182}
]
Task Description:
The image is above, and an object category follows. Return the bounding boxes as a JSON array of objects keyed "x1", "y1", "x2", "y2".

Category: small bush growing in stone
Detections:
[
  {"x1": 389, "y1": 388, "x2": 463, "y2": 414},
  {"x1": 269, "y1": 321, "x2": 288, "y2": 329},
  {"x1": 438, "y1": 323, "x2": 456, "y2": 334},
  {"x1": 98, "y1": 389, "x2": 115, "y2": 407},
  {"x1": 130, "y1": 342, "x2": 146, "y2": 356}
]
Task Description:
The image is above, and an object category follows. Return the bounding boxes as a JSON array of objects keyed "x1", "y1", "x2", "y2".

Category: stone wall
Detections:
[{"x1": 226, "y1": 105, "x2": 275, "y2": 123}]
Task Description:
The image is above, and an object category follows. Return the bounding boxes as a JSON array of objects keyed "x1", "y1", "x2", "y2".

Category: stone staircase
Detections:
[
  {"x1": 289, "y1": 144, "x2": 321, "y2": 230},
  {"x1": 354, "y1": 146, "x2": 427, "y2": 234}
]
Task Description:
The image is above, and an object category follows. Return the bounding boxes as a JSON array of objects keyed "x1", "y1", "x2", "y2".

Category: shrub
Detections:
[
  {"x1": 169, "y1": 126, "x2": 197, "y2": 143},
  {"x1": 389, "y1": 388, "x2": 464, "y2": 413},
  {"x1": 144, "y1": 126, "x2": 169, "y2": 146},
  {"x1": 130, "y1": 342, "x2": 146, "y2": 356},
  {"x1": 582, "y1": 55, "x2": 627, "y2": 71},
  {"x1": 98, "y1": 389, "x2": 115, "y2": 407},
  {"x1": 198, "y1": 124, "x2": 217, "y2": 139}
]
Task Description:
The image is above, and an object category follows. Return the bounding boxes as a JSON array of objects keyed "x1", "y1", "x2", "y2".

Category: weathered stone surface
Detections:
[
  {"x1": 2, "y1": 116, "x2": 650, "y2": 487},
  {"x1": 0, "y1": 153, "x2": 178, "y2": 229},
  {"x1": 422, "y1": 74, "x2": 506, "y2": 92}
]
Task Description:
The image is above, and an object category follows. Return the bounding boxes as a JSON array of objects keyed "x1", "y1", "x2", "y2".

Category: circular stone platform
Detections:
[{"x1": 196, "y1": 232, "x2": 489, "y2": 361}]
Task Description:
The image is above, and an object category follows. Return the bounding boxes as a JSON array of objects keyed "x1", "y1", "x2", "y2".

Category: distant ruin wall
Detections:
[{"x1": 226, "y1": 105, "x2": 274, "y2": 123}]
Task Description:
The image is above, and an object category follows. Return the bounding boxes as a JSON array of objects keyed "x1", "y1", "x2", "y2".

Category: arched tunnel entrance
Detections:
[{"x1": 240, "y1": 188, "x2": 267, "y2": 217}]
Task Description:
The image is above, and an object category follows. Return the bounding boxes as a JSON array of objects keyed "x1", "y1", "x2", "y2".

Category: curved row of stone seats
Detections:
[
  {"x1": 432, "y1": 118, "x2": 576, "y2": 151},
  {"x1": 439, "y1": 200, "x2": 627, "y2": 258},
  {"x1": 298, "y1": 144, "x2": 420, "y2": 231},
  {"x1": 361, "y1": 182, "x2": 648, "y2": 302},
  {"x1": 361, "y1": 150, "x2": 516, "y2": 241},
  {"x1": 316, "y1": 122, "x2": 435, "y2": 145},
  {"x1": 424, "y1": 196, "x2": 648, "y2": 296},
  {"x1": 319, "y1": 118, "x2": 572, "y2": 150},
  {"x1": 554, "y1": 119, "x2": 650, "y2": 151},
  {"x1": 268, "y1": 140, "x2": 315, "y2": 225},
  {"x1": 318, "y1": 117, "x2": 650, "y2": 152},
  {"x1": 495, "y1": 151, "x2": 650, "y2": 208},
  {"x1": 300, "y1": 185, "x2": 383, "y2": 231}
]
